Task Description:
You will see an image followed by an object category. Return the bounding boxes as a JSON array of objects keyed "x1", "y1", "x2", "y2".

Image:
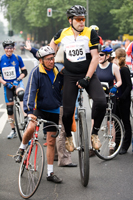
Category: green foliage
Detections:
[
  {"x1": 110, "y1": 0, "x2": 133, "y2": 35},
  {"x1": 1, "y1": 0, "x2": 133, "y2": 42}
]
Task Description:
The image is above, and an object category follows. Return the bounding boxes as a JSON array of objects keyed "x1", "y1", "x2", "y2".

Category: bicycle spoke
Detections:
[
  {"x1": 18, "y1": 142, "x2": 44, "y2": 199},
  {"x1": 95, "y1": 113, "x2": 124, "y2": 160}
]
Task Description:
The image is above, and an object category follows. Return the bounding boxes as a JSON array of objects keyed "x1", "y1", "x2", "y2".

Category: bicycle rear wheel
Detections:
[
  {"x1": 14, "y1": 101, "x2": 25, "y2": 142},
  {"x1": 18, "y1": 141, "x2": 44, "y2": 199},
  {"x1": 78, "y1": 111, "x2": 89, "y2": 187},
  {"x1": 95, "y1": 113, "x2": 124, "y2": 161}
]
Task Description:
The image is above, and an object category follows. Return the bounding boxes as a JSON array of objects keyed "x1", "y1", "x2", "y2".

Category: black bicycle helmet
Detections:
[
  {"x1": 66, "y1": 5, "x2": 87, "y2": 19},
  {"x1": 36, "y1": 46, "x2": 55, "y2": 59},
  {"x1": 100, "y1": 45, "x2": 113, "y2": 55},
  {"x1": 2, "y1": 40, "x2": 15, "y2": 48}
]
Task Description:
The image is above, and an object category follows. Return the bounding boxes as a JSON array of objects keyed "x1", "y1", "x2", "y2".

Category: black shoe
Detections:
[
  {"x1": 47, "y1": 172, "x2": 62, "y2": 183},
  {"x1": 119, "y1": 148, "x2": 127, "y2": 155},
  {"x1": 15, "y1": 149, "x2": 24, "y2": 163},
  {"x1": 61, "y1": 163, "x2": 77, "y2": 167}
]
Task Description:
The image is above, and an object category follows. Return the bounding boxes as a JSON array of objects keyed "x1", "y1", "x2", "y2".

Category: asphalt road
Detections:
[{"x1": 0, "y1": 47, "x2": 133, "y2": 200}]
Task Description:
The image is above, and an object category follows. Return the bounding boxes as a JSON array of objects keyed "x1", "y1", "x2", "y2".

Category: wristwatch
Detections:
[
  {"x1": 17, "y1": 77, "x2": 21, "y2": 82},
  {"x1": 84, "y1": 76, "x2": 91, "y2": 82}
]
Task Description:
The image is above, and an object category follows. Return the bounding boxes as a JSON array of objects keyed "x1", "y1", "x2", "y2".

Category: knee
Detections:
[
  {"x1": 47, "y1": 137, "x2": 55, "y2": 147},
  {"x1": 17, "y1": 90, "x2": 24, "y2": 102},
  {"x1": 7, "y1": 105, "x2": 13, "y2": 115}
]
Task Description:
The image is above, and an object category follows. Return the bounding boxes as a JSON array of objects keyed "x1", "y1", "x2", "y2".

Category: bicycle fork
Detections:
[{"x1": 25, "y1": 125, "x2": 39, "y2": 171}]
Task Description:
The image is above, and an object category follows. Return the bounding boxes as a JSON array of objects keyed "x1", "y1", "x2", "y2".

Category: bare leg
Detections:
[
  {"x1": 6, "y1": 102, "x2": 15, "y2": 129},
  {"x1": 47, "y1": 132, "x2": 56, "y2": 164}
]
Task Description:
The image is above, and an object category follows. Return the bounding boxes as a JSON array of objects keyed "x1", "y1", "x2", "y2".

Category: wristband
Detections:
[{"x1": 17, "y1": 77, "x2": 21, "y2": 82}]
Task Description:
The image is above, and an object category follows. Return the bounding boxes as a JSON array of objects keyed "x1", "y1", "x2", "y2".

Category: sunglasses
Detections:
[
  {"x1": 73, "y1": 18, "x2": 86, "y2": 22},
  {"x1": 44, "y1": 57, "x2": 54, "y2": 61},
  {"x1": 99, "y1": 53, "x2": 105, "y2": 57}
]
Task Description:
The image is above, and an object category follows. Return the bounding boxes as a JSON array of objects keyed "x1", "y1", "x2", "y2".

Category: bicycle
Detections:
[
  {"x1": 18, "y1": 117, "x2": 60, "y2": 199},
  {"x1": 130, "y1": 91, "x2": 133, "y2": 118},
  {"x1": 13, "y1": 89, "x2": 26, "y2": 142},
  {"x1": 94, "y1": 94, "x2": 124, "y2": 160},
  {"x1": 75, "y1": 89, "x2": 89, "y2": 187}
]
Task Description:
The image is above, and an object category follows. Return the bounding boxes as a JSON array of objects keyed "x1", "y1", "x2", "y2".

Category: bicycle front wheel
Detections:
[
  {"x1": 18, "y1": 141, "x2": 44, "y2": 199},
  {"x1": 78, "y1": 111, "x2": 89, "y2": 187},
  {"x1": 14, "y1": 102, "x2": 25, "y2": 142},
  {"x1": 95, "y1": 113, "x2": 124, "y2": 161}
]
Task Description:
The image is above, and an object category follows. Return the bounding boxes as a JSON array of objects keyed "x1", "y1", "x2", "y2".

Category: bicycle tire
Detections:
[
  {"x1": 78, "y1": 111, "x2": 89, "y2": 187},
  {"x1": 18, "y1": 141, "x2": 44, "y2": 199},
  {"x1": 95, "y1": 113, "x2": 124, "y2": 161},
  {"x1": 14, "y1": 101, "x2": 25, "y2": 142},
  {"x1": 130, "y1": 99, "x2": 133, "y2": 118}
]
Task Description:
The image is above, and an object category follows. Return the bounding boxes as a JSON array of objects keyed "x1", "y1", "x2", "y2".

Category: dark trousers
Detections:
[
  {"x1": 116, "y1": 98, "x2": 132, "y2": 151},
  {"x1": 62, "y1": 73, "x2": 107, "y2": 137}
]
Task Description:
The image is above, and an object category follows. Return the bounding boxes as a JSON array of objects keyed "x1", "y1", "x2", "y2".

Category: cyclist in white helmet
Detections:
[
  {"x1": 15, "y1": 46, "x2": 63, "y2": 183},
  {"x1": 90, "y1": 25, "x2": 103, "y2": 45}
]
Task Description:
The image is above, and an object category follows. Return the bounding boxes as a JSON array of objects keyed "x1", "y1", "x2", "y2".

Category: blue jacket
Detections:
[{"x1": 23, "y1": 63, "x2": 63, "y2": 114}]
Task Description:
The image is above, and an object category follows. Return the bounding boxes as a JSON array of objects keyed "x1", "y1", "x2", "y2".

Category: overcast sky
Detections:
[{"x1": 0, "y1": 11, "x2": 8, "y2": 27}]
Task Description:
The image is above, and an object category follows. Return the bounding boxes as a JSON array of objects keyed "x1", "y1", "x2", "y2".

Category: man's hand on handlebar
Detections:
[
  {"x1": 5, "y1": 82, "x2": 13, "y2": 89},
  {"x1": 28, "y1": 114, "x2": 37, "y2": 121}
]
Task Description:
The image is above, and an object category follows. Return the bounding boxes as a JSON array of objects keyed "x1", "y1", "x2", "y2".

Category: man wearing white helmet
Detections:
[
  {"x1": 15, "y1": 46, "x2": 63, "y2": 183},
  {"x1": 90, "y1": 25, "x2": 103, "y2": 45}
]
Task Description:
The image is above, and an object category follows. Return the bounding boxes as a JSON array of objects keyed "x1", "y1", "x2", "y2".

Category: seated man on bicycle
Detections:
[
  {"x1": 0, "y1": 40, "x2": 27, "y2": 139},
  {"x1": 15, "y1": 46, "x2": 63, "y2": 183}
]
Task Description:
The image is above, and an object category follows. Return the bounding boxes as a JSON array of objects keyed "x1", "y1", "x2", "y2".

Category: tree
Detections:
[{"x1": 110, "y1": 0, "x2": 133, "y2": 35}]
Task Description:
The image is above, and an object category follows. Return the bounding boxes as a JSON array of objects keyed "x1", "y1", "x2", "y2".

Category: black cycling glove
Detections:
[{"x1": 78, "y1": 76, "x2": 91, "y2": 89}]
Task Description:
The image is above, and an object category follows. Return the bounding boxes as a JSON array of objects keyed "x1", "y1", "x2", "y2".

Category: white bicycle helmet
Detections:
[
  {"x1": 90, "y1": 25, "x2": 99, "y2": 31},
  {"x1": 36, "y1": 46, "x2": 55, "y2": 58},
  {"x1": 111, "y1": 51, "x2": 116, "y2": 58}
]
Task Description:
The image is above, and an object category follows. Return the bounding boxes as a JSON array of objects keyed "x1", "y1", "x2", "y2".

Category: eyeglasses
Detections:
[
  {"x1": 73, "y1": 18, "x2": 86, "y2": 22},
  {"x1": 44, "y1": 57, "x2": 55, "y2": 61},
  {"x1": 99, "y1": 53, "x2": 105, "y2": 57},
  {"x1": 5, "y1": 47, "x2": 14, "y2": 50}
]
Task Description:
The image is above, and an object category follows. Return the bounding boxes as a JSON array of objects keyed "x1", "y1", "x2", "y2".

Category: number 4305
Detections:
[{"x1": 69, "y1": 48, "x2": 83, "y2": 56}]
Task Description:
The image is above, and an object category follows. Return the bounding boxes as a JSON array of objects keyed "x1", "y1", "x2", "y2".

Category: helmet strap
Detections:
[
  {"x1": 101, "y1": 55, "x2": 108, "y2": 64},
  {"x1": 42, "y1": 58, "x2": 51, "y2": 70},
  {"x1": 71, "y1": 18, "x2": 84, "y2": 33}
]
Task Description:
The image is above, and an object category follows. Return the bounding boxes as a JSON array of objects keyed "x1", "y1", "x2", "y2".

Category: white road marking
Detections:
[{"x1": 0, "y1": 108, "x2": 8, "y2": 134}]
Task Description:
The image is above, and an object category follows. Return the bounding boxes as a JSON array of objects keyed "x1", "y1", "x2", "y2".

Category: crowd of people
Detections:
[{"x1": 0, "y1": 5, "x2": 133, "y2": 185}]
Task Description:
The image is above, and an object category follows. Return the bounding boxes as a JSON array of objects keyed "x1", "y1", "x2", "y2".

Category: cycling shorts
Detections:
[
  {"x1": 4, "y1": 80, "x2": 24, "y2": 103},
  {"x1": 33, "y1": 109, "x2": 59, "y2": 132}
]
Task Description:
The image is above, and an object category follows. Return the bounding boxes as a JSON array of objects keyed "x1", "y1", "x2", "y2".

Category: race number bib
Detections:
[
  {"x1": 65, "y1": 42, "x2": 86, "y2": 62},
  {"x1": 2, "y1": 66, "x2": 16, "y2": 80}
]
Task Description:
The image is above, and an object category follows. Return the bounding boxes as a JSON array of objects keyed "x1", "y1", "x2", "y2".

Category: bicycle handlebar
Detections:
[{"x1": 28, "y1": 117, "x2": 60, "y2": 138}]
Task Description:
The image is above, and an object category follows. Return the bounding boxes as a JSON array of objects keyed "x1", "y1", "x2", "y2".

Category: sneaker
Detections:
[
  {"x1": 47, "y1": 172, "x2": 62, "y2": 183},
  {"x1": 91, "y1": 134, "x2": 102, "y2": 150},
  {"x1": 7, "y1": 130, "x2": 17, "y2": 139},
  {"x1": 65, "y1": 136, "x2": 75, "y2": 152},
  {"x1": 15, "y1": 148, "x2": 24, "y2": 163},
  {"x1": 89, "y1": 149, "x2": 95, "y2": 157}
]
